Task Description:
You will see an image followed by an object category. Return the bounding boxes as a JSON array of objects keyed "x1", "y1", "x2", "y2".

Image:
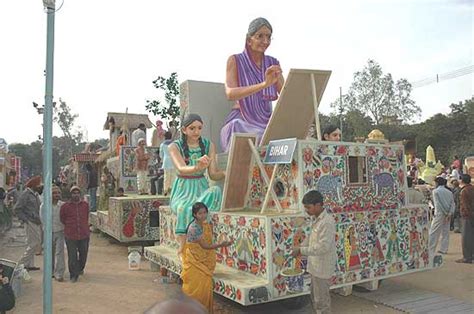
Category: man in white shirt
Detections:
[
  {"x1": 131, "y1": 123, "x2": 147, "y2": 147},
  {"x1": 292, "y1": 190, "x2": 336, "y2": 314},
  {"x1": 407, "y1": 176, "x2": 425, "y2": 204},
  {"x1": 40, "y1": 185, "x2": 65, "y2": 281}
]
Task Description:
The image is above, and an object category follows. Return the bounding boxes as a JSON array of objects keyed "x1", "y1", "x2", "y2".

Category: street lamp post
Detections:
[{"x1": 42, "y1": 1, "x2": 55, "y2": 313}]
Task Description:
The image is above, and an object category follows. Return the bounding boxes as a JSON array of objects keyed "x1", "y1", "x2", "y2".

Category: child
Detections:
[
  {"x1": 292, "y1": 190, "x2": 336, "y2": 314},
  {"x1": 181, "y1": 202, "x2": 232, "y2": 313}
]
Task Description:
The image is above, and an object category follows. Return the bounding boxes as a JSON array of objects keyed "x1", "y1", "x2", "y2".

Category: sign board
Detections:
[
  {"x1": 264, "y1": 138, "x2": 297, "y2": 164},
  {"x1": 261, "y1": 69, "x2": 331, "y2": 145}
]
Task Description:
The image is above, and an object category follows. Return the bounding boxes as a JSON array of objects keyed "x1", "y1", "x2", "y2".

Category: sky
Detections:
[{"x1": 0, "y1": 0, "x2": 472, "y2": 145}]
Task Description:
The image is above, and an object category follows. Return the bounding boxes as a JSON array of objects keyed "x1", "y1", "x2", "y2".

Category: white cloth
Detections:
[
  {"x1": 310, "y1": 276, "x2": 331, "y2": 314},
  {"x1": 137, "y1": 170, "x2": 148, "y2": 194},
  {"x1": 429, "y1": 211, "x2": 450, "y2": 255},
  {"x1": 131, "y1": 128, "x2": 146, "y2": 147},
  {"x1": 433, "y1": 186, "x2": 455, "y2": 216},
  {"x1": 407, "y1": 188, "x2": 425, "y2": 204},
  {"x1": 450, "y1": 169, "x2": 460, "y2": 181},
  {"x1": 52, "y1": 231, "x2": 66, "y2": 278},
  {"x1": 19, "y1": 221, "x2": 42, "y2": 267},
  {"x1": 300, "y1": 210, "x2": 337, "y2": 279},
  {"x1": 163, "y1": 169, "x2": 176, "y2": 194},
  {"x1": 40, "y1": 201, "x2": 64, "y2": 233}
]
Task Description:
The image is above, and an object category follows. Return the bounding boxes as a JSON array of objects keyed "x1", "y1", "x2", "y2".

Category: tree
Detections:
[
  {"x1": 52, "y1": 98, "x2": 84, "y2": 164},
  {"x1": 145, "y1": 72, "x2": 181, "y2": 128},
  {"x1": 331, "y1": 60, "x2": 421, "y2": 124}
]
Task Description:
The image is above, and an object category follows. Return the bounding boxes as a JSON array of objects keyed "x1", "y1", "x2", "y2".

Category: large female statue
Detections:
[
  {"x1": 168, "y1": 114, "x2": 225, "y2": 257},
  {"x1": 220, "y1": 17, "x2": 284, "y2": 152}
]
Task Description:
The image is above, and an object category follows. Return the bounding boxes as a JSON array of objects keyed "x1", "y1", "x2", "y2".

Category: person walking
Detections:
[{"x1": 60, "y1": 186, "x2": 90, "y2": 283}]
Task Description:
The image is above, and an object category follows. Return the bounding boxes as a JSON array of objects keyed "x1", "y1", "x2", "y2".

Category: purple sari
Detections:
[{"x1": 220, "y1": 48, "x2": 280, "y2": 152}]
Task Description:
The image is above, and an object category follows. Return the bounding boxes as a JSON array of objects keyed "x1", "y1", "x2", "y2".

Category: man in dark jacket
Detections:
[
  {"x1": 14, "y1": 176, "x2": 42, "y2": 271},
  {"x1": 456, "y1": 174, "x2": 474, "y2": 263},
  {"x1": 60, "y1": 186, "x2": 90, "y2": 282},
  {"x1": 0, "y1": 264, "x2": 15, "y2": 313}
]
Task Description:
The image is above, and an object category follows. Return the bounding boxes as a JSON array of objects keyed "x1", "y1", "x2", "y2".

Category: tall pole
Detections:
[
  {"x1": 339, "y1": 87, "x2": 343, "y2": 139},
  {"x1": 42, "y1": 2, "x2": 55, "y2": 314}
]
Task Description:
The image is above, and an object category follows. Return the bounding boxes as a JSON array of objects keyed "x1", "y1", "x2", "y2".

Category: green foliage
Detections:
[
  {"x1": 8, "y1": 141, "x2": 43, "y2": 177},
  {"x1": 145, "y1": 72, "x2": 180, "y2": 128},
  {"x1": 331, "y1": 59, "x2": 421, "y2": 124}
]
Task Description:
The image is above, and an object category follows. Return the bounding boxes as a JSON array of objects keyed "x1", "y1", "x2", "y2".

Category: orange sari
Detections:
[{"x1": 181, "y1": 222, "x2": 216, "y2": 313}]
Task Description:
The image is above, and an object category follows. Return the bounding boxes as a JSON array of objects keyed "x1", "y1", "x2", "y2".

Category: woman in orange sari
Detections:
[{"x1": 181, "y1": 202, "x2": 232, "y2": 313}]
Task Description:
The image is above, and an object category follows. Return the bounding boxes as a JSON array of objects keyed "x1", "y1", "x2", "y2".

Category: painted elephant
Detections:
[
  {"x1": 248, "y1": 286, "x2": 269, "y2": 304},
  {"x1": 317, "y1": 175, "x2": 343, "y2": 201},
  {"x1": 373, "y1": 172, "x2": 394, "y2": 196}
]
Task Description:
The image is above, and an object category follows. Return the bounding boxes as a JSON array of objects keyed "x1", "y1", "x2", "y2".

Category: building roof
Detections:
[{"x1": 103, "y1": 112, "x2": 153, "y2": 131}]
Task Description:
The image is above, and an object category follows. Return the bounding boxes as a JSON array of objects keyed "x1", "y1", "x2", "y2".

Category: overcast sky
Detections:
[{"x1": 1, "y1": 0, "x2": 472, "y2": 144}]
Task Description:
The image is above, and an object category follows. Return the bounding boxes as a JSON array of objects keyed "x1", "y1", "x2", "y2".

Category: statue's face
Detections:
[
  {"x1": 247, "y1": 26, "x2": 272, "y2": 53},
  {"x1": 182, "y1": 120, "x2": 203, "y2": 142}
]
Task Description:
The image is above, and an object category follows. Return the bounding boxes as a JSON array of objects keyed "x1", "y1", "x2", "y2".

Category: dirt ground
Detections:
[{"x1": 1, "y1": 225, "x2": 473, "y2": 314}]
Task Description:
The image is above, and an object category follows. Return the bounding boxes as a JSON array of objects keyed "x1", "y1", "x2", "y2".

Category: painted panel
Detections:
[
  {"x1": 246, "y1": 147, "x2": 300, "y2": 210},
  {"x1": 300, "y1": 142, "x2": 406, "y2": 213},
  {"x1": 96, "y1": 197, "x2": 167, "y2": 242},
  {"x1": 270, "y1": 216, "x2": 312, "y2": 298},
  {"x1": 211, "y1": 213, "x2": 267, "y2": 278}
]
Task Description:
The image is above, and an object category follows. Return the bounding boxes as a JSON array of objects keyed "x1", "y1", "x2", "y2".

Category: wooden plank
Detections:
[
  {"x1": 261, "y1": 164, "x2": 278, "y2": 213},
  {"x1": 414, "y1": 298, "x2": 464, "y2": 313},
  {"x1": 451, "y1": 304, "x2": 474, "y2": 312},
  {"x1": 375, "y1": 290, "x2": 423, "y2": 304},
  {"x1": 392, "y1": 291, "x2": 440, "y2": 306},
  {"x1": 261, "y1": 69, "x2": 331, "y2": 146},
  {"x1": 221, "y1": 133, "x2": 257, "y2": 211},
  {"x1": 405, "y1": 296, "x2": 456, "y2": 311}
]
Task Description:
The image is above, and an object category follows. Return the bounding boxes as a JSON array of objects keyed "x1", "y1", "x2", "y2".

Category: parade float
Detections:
[
  {"x1": 144, "y1": 70, "x2": 439, "y2": 306},
  {"x1": 90, "y1": 112, "x2": 169, "y2": 243}
]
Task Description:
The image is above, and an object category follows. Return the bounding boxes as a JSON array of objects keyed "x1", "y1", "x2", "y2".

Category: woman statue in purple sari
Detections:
[{"x1": 220, "y1": 17, "x2": 284, "y2": 152}]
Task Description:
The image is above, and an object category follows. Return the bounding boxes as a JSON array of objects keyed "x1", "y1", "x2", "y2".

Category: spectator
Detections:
[
  {"x1": 60, "y1": 186, "x2": 90, "y2": 283},
  {"x1": 40, "y1": 185, "x2": 65, "y2": 281},
  {"x1": 14, "y1": 176, "x2": 43, "y2": 271},
  {"x1": 131, "y1": 123, "x2": 146, "y2": 147},
  {"x1": 429, "y1": 177, "x2": 455, "y2": 258},
  {"x1": 451, "y1": 180, "x2": 461, "y2": 233},
  {"x1": 85, "y1": 163, "x2": 98, "y2": 212},
  {"x1": 456, "y1": 174, "x2": 474, "y2": 263},
  {"x1": 407, "y1": 176, "x2": 425, "y2": 204}
]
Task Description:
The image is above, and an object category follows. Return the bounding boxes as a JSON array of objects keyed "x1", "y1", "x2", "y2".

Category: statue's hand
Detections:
[{"x1": 264, "y1": 65, "x2": 282, "y2": 87}]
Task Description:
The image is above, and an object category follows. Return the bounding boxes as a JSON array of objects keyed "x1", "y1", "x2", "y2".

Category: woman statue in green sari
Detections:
[{"x1": 168, "y1": 114, "x2": 225, "y2": 258}]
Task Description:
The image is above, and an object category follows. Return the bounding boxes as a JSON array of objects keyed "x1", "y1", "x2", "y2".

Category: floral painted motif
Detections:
[
  {"x1": 247, "y1": 147, "x2": 299, "y2": 210},
  {"x1": 212, "y1": 214, "x2": 267, "y2": 277}
]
